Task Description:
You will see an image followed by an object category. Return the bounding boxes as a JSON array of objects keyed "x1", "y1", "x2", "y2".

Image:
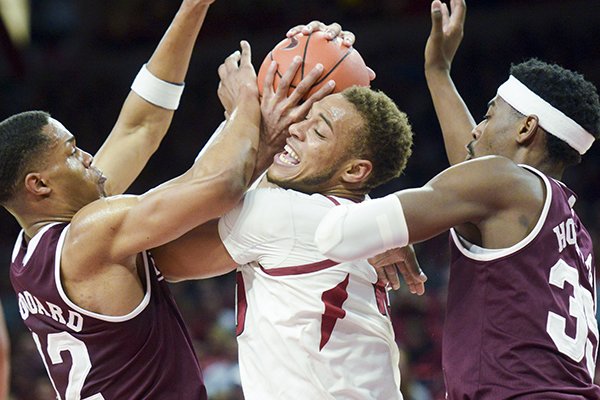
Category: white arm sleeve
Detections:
[{"x1": 314, "y1": 194, "x2": 409, "y2": 262}]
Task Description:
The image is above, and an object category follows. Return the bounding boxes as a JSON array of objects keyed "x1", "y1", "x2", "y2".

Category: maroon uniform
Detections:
[
  {"x1": 444, "y1": 165, "x2": 600, "y2": 399},
  {"x1": 10, "y1": 223, "x2": 207, "y2": 400}
]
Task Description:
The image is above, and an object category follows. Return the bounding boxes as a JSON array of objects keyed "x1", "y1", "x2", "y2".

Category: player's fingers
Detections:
[
  {"x1": 275, "y1": 56, "x2": 302, "y2": 99},
  {"x1": 323, "y1": 22, "x2": 342, "y2": 40},
  {"x1": 450, "y1": 0, "x2": 467, "y2": 26},
  {"x1": 288, "y1": 63, "x2": 324, "y2": 103},
  {"x1": 441, "y1": 2, "x2": 450, "y2": 31},
  {"x1": 375, "y1": 265, "x2": 390, "y2": 287},
  {"x1": 430, "y1": 0, "x2": 444, "y2": 38},
  {"x1": 294, "y1": 79, "x2": 335, "y2": 118},
  {"x1": 340, "y1": 30, "x2": 355, "y2": 47},
  {"x1": 385, "y1": 264, "x2": 401, "y2": 291},
  {"x1": 222, "y1": 49, "x2": 241, "y2": 73},
  {"x1": 239, "y1": 40, "x2": 252, "y2": 67},
  {"x1": 302, "y1": 20, "x2": 325, "y2": 35},
  {"x1": 261, "y1": 60, "x2": 278, "y2": 98},
  {"x1": 286, "y1": 25, "x2": 304, "y2": 37}
]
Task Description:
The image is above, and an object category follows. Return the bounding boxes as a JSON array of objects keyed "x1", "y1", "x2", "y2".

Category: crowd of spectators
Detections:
[{"x1": 1, "y1": 1, "x2": 599, "y2": 399}]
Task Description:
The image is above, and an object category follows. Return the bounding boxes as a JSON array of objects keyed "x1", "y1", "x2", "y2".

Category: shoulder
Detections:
[{"x1": 64, "y1": 195, "x2": 139, "y2": 259}]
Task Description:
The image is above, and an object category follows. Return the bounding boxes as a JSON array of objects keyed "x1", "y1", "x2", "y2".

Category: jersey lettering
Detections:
[
  {"x1": 18, "y1": 291, "x2": 83, "y2": 332},
  {"x1": 553, "y1": 218, "x2": 577, "y2": 253},
  {"x1": 33, "y1": 331, "x2": 104, "y2": 400},
  {"x1": 547, "y1": 259, "x2": 598, "y2": 378}
]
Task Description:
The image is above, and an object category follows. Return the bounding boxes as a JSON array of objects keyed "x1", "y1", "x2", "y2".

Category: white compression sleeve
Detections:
[{"x1": 315, "y1": 194, "x2": 409, "y2": 262}]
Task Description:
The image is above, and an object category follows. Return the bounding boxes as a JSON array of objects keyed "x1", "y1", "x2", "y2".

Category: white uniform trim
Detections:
[
  {"x1": 54, "y1": 224, "x2": 152, "y2": 322},
  {"x1": 450, "y1": 165, "x2": 553, "y2": 261}
]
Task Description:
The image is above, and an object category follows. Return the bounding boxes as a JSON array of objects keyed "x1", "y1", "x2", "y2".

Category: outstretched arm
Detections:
[
  {"x1": 66, "y1": 41, "x2": 260, "y2": 271},
  {"x1": 315, "y1": 156, "x2": 537, "y2": 262},
  {"x1": 424, "y1": 0, "x2": 476, "y2": 165},
  {"x1": 93, "y1": 0, "x2": 216, "y2": 196}
]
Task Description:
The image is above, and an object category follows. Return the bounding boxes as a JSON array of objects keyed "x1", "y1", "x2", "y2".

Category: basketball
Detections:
[{"x1": 257, "y1": 31, "x2": 372, "y2": 99}]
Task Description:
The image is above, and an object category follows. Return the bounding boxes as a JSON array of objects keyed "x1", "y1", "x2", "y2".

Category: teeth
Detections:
[
  {"x1": 279, "y1": 153, "x2": 295, "y2": 165},
  {"x1": 284, "y1": 144, "x2": 300, "y2": 162}
]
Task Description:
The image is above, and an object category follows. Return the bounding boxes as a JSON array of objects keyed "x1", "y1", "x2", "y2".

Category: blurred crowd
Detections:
[{"x1": 1, "y1": 1, "x2": 600, "y2": 399}]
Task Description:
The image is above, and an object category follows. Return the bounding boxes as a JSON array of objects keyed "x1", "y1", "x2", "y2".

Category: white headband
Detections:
[{"x1": 497, "y1": 75, "x2": 594, "y2": 155}]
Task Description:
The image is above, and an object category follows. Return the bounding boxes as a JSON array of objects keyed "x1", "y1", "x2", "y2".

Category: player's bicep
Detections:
[
  {"x1": 399, "y1": 164, "x2": 494, "y2": 243},
  {"x1": 152, "y1": 219, "x2": 237, "y2": 282}
]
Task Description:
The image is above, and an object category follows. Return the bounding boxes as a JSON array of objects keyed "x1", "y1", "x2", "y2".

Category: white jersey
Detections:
[{"x1": 218, "y1": 187, "x2": 402, "y2": 400}]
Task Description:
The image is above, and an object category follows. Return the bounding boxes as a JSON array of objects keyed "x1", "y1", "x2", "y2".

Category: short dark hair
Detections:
[
  {"x1": 510, "y1": 58, "x2": 600, "y2": 166},
  {"x1": 342, "y1": 86, "x2": 413, "y2": 190},
  {"x1": 0, "y1": 111, "x2": 52, "y2": 204}
]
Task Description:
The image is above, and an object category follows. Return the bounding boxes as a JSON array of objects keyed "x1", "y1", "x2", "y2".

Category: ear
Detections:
[
  {"x1": 24, "y1": 172, "x2": 51, "y2": 197},
  {"x1": 340, "y1": 159, "x2": 373, "y2": 184},
  {"x1": 515, "y1": 115, "x2": 540, "y2": 146}
]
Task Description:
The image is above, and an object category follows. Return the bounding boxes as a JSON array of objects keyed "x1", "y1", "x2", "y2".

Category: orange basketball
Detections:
[{"x1": 257, "y1": 31, "x2": 372, "y2": 99}]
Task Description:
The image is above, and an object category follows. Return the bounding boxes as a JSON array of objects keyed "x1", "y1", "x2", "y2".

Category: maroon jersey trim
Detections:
[
  {"x1": 450, "y1": 165, "x2": 553, "y2": 262},
  {"x1": 259, "y1": 259, "x2": 340, "y2": 276},
  {"x1": 54, "y1": 225, "x2": 153, "y2": 322}
]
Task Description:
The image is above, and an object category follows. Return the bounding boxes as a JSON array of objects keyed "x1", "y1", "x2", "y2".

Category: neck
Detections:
[
  {"x1": 320, "y1": 188, "x2": 366, "y2": 203},
  {"x1": 6, "y1": 203, "x2": 72, "y2": 241}
]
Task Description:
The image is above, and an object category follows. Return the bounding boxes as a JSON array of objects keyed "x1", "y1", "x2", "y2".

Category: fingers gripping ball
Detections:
[{"x1": 257, "y1": 31, "x2": 372, "y2": 99}]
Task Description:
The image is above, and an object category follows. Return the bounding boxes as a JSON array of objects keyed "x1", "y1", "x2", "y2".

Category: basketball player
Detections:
[
  {"x1": 315, "y1": 0, "x2": 600, "y2": 398},
  {"x1": 151, "y1": 84, "x2": 424, "y2": 399},
  {"x1": 0, "y1": 0, "x2": 268, "y2": 398}
]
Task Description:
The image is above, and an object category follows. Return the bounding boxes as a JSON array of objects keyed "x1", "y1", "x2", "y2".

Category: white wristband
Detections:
[
  {"x1": 131, "y1": 64, "x2": 185, "y2": 110},
  {"x1": 315, "y1": 194, "x2": 409, "y2": 262}
]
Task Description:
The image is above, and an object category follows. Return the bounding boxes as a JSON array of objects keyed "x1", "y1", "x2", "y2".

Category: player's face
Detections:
[
  {"x1": 41, "y1": 119, "x2": 107, "y2": 209},
  {"x1": 267, "y1": 93, "x2": 363, "y2": 193},
  {"x1": 466, "y1": 96, "x2": 524, "y2": 160}
]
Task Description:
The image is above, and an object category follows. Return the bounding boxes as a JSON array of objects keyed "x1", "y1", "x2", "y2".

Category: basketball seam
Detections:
[
  {"x1": 314, "y1": 47, "x2": 355, "y2": 86},
  {"x1": 301, "y1": 32, "x2": 314, "y2": 80}
]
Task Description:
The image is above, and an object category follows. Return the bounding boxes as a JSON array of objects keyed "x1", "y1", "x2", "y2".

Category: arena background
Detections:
[{"x1": 1, "y1": 0, "x2": 599, "y2": 398}]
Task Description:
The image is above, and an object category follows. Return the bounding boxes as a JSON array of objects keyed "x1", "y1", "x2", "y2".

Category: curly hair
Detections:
[
  {"x1": 510, "y1": 58, "x2": 600, "y2": 166},
  {"x1": 342, "y1": 86, "x2": 414, "y2": 191},
  {"x1": 0, "y1": 111, "x2": 52, "y2": 204}
]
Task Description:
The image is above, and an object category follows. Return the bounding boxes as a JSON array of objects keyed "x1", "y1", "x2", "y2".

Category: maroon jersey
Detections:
[
  {"x1": 10, "y1": 222, "x2": 207, "y2": 400},
  {"x1": 444, "y1": 165, "x2": 600, "y2": 399}
]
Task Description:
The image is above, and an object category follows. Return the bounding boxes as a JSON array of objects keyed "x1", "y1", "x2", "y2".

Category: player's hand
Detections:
[
  {"x1": 287, "y1": 21, "x2": 354, "y2": 46},
  {"x1": 368, "y1": 246, "x2": 427, "y2": 295},
  {"x1": 286, "y1": 21, "x2": 376, "y2": 81},
  {"x1": 424, "y1": 0, "x2": 466, "y2": 74},
  {"x1": 258, "y1": 56, "x2": 334, "y2": 162},
  {"x1": 217, "y1": 40, "x2": 258, "y2": 118}
]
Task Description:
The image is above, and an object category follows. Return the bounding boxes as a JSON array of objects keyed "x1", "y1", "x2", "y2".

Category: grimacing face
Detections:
[
  {"x1": 39, "y1": 118, "x2": 107, "y2": 209},
  {"x1": 466, "y1": 95, "x2": 525, "y2": 161},
  {"x1": 266, "y1": 93, "x2": 364, "y2": 194}
]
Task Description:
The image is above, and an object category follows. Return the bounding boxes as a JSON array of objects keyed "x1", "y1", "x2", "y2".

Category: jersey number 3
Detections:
[
  {"x1": 32, "y1": 331, "x2": 105, "y2": 400},
  {"x1": 547, "y1": 259, "x2": 599, "y2": 379}
]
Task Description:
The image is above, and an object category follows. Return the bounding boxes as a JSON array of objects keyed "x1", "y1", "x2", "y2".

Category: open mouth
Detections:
[{"x1": 277, "y1": 144, "x2": 301, "y2": 165}]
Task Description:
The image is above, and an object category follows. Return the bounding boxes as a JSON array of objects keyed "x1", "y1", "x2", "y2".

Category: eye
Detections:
[{"x1": 314, "y1": 129, "x2": 325, "y2": 139}]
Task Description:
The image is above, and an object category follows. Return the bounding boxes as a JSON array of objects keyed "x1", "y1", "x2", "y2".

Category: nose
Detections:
[
  {"x1": 288, "y1": 120, "x2": 307, "y2": 141},
  {"x1": 471, "y1": 123, "x2": 483, "y2": 140},
  {"x1": 81, "y1": 150, "x2": 93, "y2": 168}
]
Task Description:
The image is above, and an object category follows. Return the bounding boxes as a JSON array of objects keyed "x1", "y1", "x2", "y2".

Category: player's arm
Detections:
[
  {"x1": 316, "y1": 156, "x2": 521, "y2": 262},
  {"x1": 424, "y1": 0, "x2": 476, "y2": 165},
  {"x1": 151, "y1": 220, "x2": 237, "y2": 282},
  {"x1": 92, "y1": 0, "x2": 216, "y2": 196},
  {"x1": 66, "y1": 41, "x2": 259, "y2": 268}
]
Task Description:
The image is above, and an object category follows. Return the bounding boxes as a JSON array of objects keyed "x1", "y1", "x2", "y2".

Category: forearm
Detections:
[
  {"x1": 194, "y1": 90, "x2": 261, "y2": 188},
  {"x1": 94, "y1": 1, "x2": 214, "y2": 195},
  {"x1": 425, "y1": 68, "x2": 476, "y2": 165}
]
